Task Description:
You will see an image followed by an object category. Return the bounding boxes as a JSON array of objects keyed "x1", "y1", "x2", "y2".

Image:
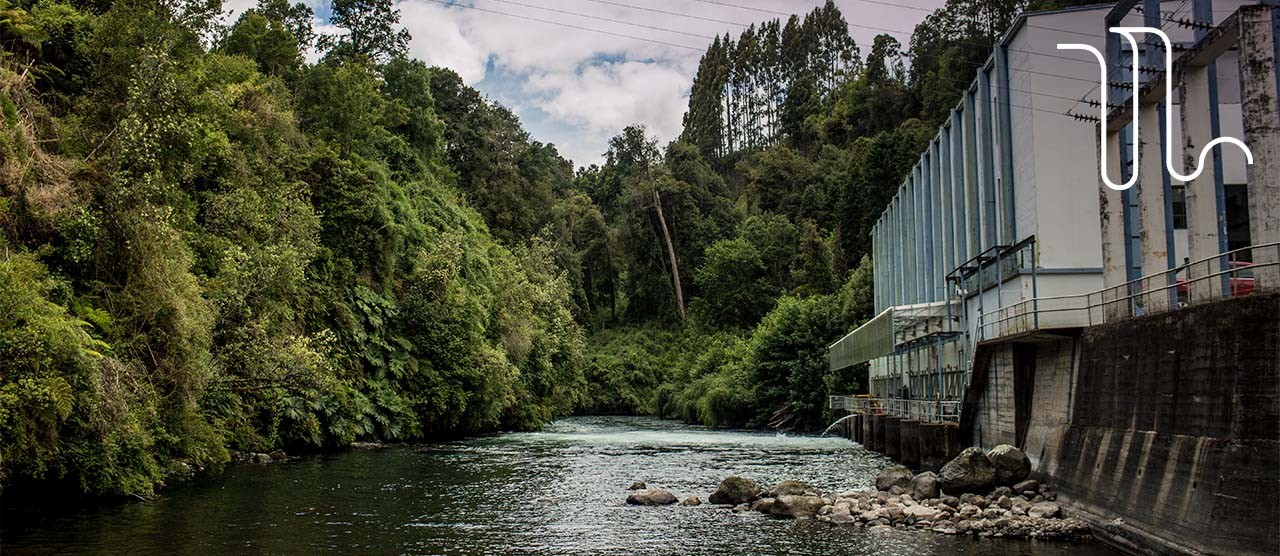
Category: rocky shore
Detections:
[{"x1": 625, "y1": 443, "x2": 1091, "y2": 542}]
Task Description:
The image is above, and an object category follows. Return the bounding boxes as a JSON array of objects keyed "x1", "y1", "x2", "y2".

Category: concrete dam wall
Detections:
[{"x1": 962, "y1": 293, "x2": 1280, "y2": 555}]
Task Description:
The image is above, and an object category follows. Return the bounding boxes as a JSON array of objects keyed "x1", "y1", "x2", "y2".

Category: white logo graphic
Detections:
[{"x1": 1059, "y1": 27, "x2": 1253, "y2": 191}]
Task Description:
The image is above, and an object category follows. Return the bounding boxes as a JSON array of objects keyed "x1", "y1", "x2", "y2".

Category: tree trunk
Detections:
[{"x1": 650, "y1": 181, "x2": 686, "y2": 320}]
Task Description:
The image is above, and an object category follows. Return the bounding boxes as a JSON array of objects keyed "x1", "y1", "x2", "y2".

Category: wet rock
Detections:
[
  {"x1": 1010, "y1": 498, "x2": 1032, "y2": 516},
  {"x1": 681, "y1": 496, "x2": 702, "y2": 506},
  {"x1": 987, "y1": 444, "x2": 1031, "y2": 486},
  {"x1": 959, "y1": 493, "x2": 989, "y2": 509},
  {"x1": 626, "y1": 489, "x2": 678, "y2": 506},
  {"x1": 939, "y1": 448, "x2": 996, "y2": 493},
  {"x1": 251, "y1": 453, "x2": 273, "y2": 464},
  {"x1": 628, "y1": 481, "x2": 647, "y2": 490},
  {"x1": 875, "y1": 465, "x2": 914, "y2": 492},
  {"x1": 904, "y1": 505, "x2": 941, "y2": 521},
  {"x1": 910, "y1": 472, "x2": 940, "y2": 500},
  {"x1": 268, "y1": 449, "x2": 287, "y2": 461},
  {"x1": 771, "y1": 494, "x2": 827, "y2": 519},
  {"x1": 1028, "y1": 502, "x2": 1060, "y2": 519},
  {"x1": 710, "y1": 476, "x2": 761, "y2": 505},
  {"x1": 750, "y1": 497, "x2": 776, "y2": 513},
  {"x1": 1012, "y1": 479, "x2": 1039, "y2": 494},
  {"x1": 732, "y1": 503, "x2": 750, "y2": 513},
  {"x1": 767, "y1": 480, "x2": 816, "y2": 498},
  {"x1": 826, "y1": 505, "x2": 856, "y2": 525}
]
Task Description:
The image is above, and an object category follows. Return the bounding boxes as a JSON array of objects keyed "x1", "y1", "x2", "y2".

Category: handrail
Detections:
[{"x1": 977, "y1": 242, "x2": 1278, "y2": 340}]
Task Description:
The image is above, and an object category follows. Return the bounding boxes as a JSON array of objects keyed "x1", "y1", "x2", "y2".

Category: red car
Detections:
[{"x1": 1176, "y1": 260, "x2": 1255, "y2": 300}]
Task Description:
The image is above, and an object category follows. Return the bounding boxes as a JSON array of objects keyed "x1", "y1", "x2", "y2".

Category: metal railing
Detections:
[
  {"x1": 870, "y1": 368, "x2": 966, "y2": 401},
  {"x1": 829, "y1": 395, "x2": 962, "y2": 423},
  {"x1": 978, "y1": 242, "x2": 1278, "y2": 341}
]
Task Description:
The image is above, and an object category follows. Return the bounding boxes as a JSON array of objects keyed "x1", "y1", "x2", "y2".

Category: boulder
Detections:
[
  {"x1": 766, "y1": 480, "x2": 815, "y2": 498},
  {"x1": 1028, "y1": 502, "x2": 1060, "y2": 519},
  {"x1": 826, "y1": 505, "x2": 856, "y2": 525},
  {"x1": 904, "y1": 505, "x2": 941, "y2": 521},
  {"x1": 771, "y1": 494, "x2": 827, "y2": 519},
  {"x1": 626, "y1": 489, "x2": 678, "y2": 506},
  {"x1": 909, "y1": 472, "x2": 940, "y2": 500},
  {"x1": 268, "y1": 449, "x2": 287, "y2": 461},
  {"x1": 939, "y1": 447, "x2": 996, "y2": 493},
  {"x1": 1012, "y1": 479, "x2": 1039, "y2": 494},
  {"x1": 709, "y1": 476, "x2": 761, "y2": 505},
  {"x1": 251, "y1": 453, "x2": 273, "y2": 464},
  {"x1": 681, "y1": 496, "x2": 702, "y2": 506},
  {"x1": 987, "y1": 444, "x2": 1031, "y2": 486},
  {"x1": 750, "y1": 497, "x2": 776, "y2": 513},
  {"x1": 875, "y1": 466, "x2": 915, "y2": 492},
  {"x1": 627, "y1": 481, "x2": 647, "y2": 491},
  {"x1": 1010, "y1": 498, "x2": 1032, "y2": 516}
]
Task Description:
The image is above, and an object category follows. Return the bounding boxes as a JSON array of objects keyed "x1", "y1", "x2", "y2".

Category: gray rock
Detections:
[
  {"x1": 888, "y1": 485, "x2": 905, "y2": 495},
  {"x1": 770, "y1": 494, "x2": 827, "y2": 519},
  {"x1": 750, "y1": 497, "x2": 776, "y2": 513},
  {"x1": 992, "y1": 486, "x2": 1012, "y2": 498},
  {"x1": 996, "y1": 495, "x2": 1012, "y2": 509},
  {"x1": 251, "y1": 453, "x2": 273, "y2": 464},
  {"x1": 709, "y1": 476, "x2": 761, "y2": 505},
  {"x1": 766, "y1": 480, "x2": 815, "y2": 498},
  {"x1": 910, "y1": 472, "x2": 940, "y2": 500},
  {"x1": 959, "y1": 492, "x2": 989, "y2": 508},
  {"x1": 1010, "y1": 498, "x2": 1032, "y2": 516},
  {"x1": 940, "y1": 448, "x2": 996, "y2": 493},
  {"x1": 986, "y1": 444, "x2": 1031, "y2": 486},
  {"x1": 939, "y1": 495, "x2": 961, "y2": 508},
  {"x1": 627, "y1": 481, "x2": 647, "y2": 490},
  {"x1": 1028, "y1": 502, "x2": 1060, "y2": 519},
  {"x1": 681, "y1": 496, "x2": 702, "y2": 506},
  {"x1": 268, "y1": 449, "x2": 287, "y2": 461},
  {"x1": 626, "y1": 489, "x2": 678, "y2": 506},
  {"x1": 1012, "y1": 479, "x2": 1039, "y2": 494},
  {"x1": 875, "y1": 466, "x2": 915, "y2": 492}
]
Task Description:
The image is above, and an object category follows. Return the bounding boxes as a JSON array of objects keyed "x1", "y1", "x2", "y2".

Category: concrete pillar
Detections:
[
  {"x1": 943, "y1": 423, "x2": 962, "y2": 462},
  {"x1": 884, "y1": 416, "x2": 902, "y2": 460},
  {"x1": 1138, "y1": 103, "x2": 1173, "y2": 313},
  {"x1": 919, "y1": 422, "x2": 947, "y2": 473},
  {"x1": 862, "y1": 411, "x2": 875, "y2": 448},
  {"x1": 1100, "y1": 129, "x2": 1129, "y2": 320},
  {"x1": 1179, "y1": 63, "x2": 1228, "y2": 303},
  {"x1": 900, "y1": 420, "x2": 921, "y2": 470},
  {"x1": 1238, "y1": 5, "x2": 1280, "y2": 289},
  {"x1": 851, "y1": 414, "x2": 863, "y2": 444},
  {"x1": 871, "y1": 414, "x2": 885, "y2": 454}
]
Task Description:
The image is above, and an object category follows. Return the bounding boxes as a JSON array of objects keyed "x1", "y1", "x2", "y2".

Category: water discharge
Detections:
[{"x1": 1, "y1": 416, "x2": 1119, "y2": 555}]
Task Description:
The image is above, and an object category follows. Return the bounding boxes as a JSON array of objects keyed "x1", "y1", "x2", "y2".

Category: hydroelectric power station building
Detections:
[{"x1": 827, "y1": 0, "x2": 1278, "y2": 553}]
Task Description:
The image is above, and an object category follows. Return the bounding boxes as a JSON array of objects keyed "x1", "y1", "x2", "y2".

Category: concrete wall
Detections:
[{"x1": 967, "y1": 294, "x2": 1280, "y2": 555}]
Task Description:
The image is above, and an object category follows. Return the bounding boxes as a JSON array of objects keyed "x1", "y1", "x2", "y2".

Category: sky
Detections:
[{"x1": 223, "y1": 0, "x2": 947, "y2": 168}]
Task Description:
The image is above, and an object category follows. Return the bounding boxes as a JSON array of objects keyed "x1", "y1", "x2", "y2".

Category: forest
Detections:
[{"x1": 1, "y1": 0, "x2": 1089, "y2": 497}]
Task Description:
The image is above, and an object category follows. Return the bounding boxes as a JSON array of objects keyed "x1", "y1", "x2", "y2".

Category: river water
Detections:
[{"x1": 2, "y1": 416, "x2": 1118, "y2": 555}]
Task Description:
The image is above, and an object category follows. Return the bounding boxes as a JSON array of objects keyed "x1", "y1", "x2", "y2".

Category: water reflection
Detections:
[{"x1": 2, "y1": 416, "x2": 1118, "y2": 555}]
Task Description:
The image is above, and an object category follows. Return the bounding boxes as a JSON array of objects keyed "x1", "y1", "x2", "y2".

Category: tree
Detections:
[{"x1": 317, "y1": 0, "x2": 410, "y2": 63}]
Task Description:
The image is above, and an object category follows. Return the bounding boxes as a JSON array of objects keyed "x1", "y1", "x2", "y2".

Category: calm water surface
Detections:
[{"x1": 2, "y1": 416, "x2": 1118, "y2": 555}]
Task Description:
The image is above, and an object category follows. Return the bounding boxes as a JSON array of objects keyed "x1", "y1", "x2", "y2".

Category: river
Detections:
[{"x1": 1, "y1": 416, "x2": 1119, "y2": 555}]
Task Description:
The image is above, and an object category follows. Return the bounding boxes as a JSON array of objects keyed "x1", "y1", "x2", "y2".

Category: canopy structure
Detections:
[{"x1": 828, "y1": 300, "x2": 959, "y2": 371}]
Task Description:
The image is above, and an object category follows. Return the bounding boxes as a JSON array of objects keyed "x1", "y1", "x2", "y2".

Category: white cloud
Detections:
[{"x1": 390, "y1": 0, "x2": 946, "y2": 165}]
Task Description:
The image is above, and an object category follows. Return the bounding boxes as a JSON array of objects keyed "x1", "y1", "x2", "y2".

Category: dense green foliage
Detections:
[
  {"x1": 578, "y1": 0, "x2": 1088, "y2": 431},
  {"x1": 0, "y1": 0, "x2": 1099, "y2": 497},
  {"x1": 0, "y1": 0, "x2": 591, "y2": 496}
]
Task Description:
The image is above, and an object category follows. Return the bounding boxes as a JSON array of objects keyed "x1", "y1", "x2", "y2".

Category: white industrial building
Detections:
[{"x1": 827, "y1": 0, "x2": 1275, "y2": 413}]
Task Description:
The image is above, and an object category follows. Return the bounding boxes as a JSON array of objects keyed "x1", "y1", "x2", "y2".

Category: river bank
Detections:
[{"x1": 1, "y1": 416, "x2": 1119, "y2": 555}]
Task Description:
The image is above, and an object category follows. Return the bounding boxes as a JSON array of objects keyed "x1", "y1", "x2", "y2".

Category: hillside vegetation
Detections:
[{"x1": 0, "y1": 0, "x2": 1090, "y2": 496}]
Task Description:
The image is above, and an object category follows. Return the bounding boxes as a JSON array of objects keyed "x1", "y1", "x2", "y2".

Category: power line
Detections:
[
  {"x1": 426, "y1": 0, "x2": 704, "y2": 50},
  {"x1": 690, "y1": 0, "x2": 932, "y2": 15},
  {"x1": 485, "y1": 0, "x2": 717, "y2": 39},
  {"x1": 579, "y1": 0, "x2": 752, "y2": 28}
]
